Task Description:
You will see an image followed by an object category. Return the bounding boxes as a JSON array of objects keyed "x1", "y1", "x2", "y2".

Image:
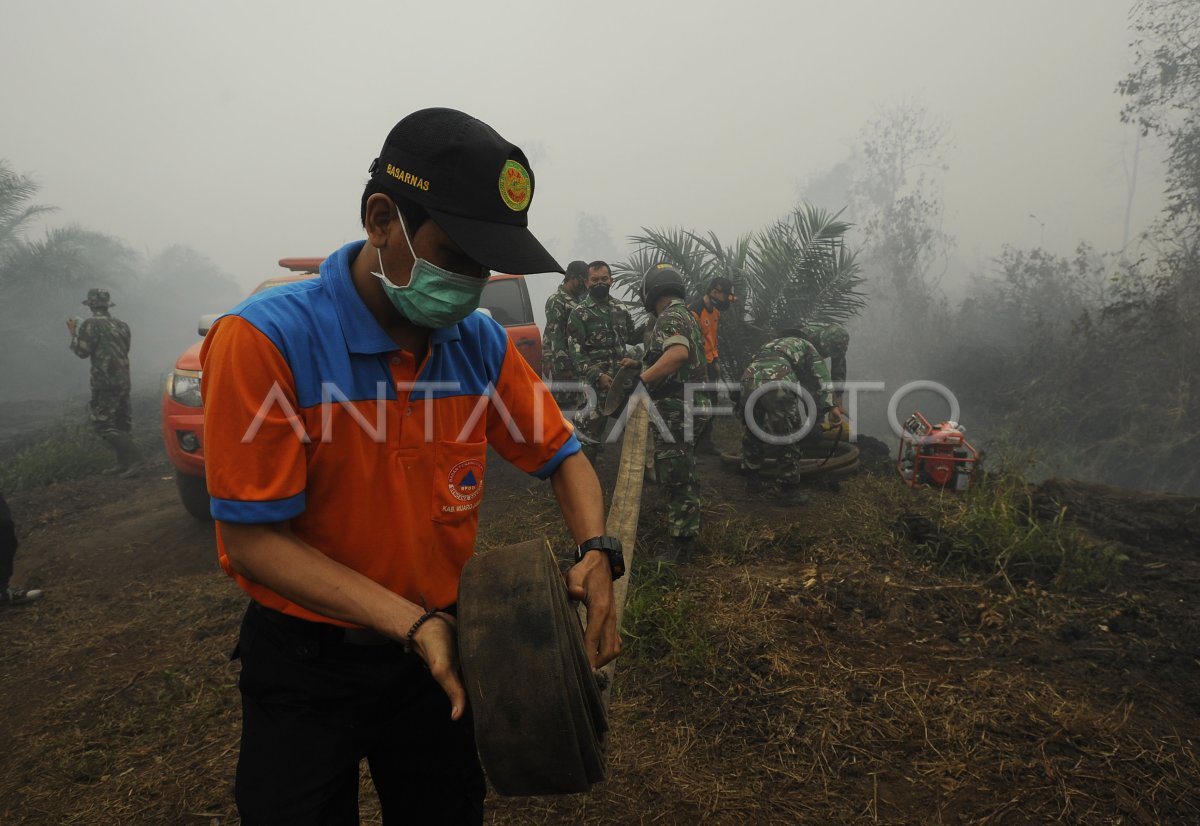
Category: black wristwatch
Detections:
[{"x1": 576, "y1": 535, "x2": 625, "y2": 581}]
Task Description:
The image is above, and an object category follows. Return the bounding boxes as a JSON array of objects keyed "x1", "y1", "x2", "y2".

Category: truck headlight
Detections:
[{"x1": 170, "y1": 369, "x2": 203, "y2": 407}]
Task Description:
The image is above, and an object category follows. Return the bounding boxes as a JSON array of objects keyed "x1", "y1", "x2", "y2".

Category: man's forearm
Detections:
[
  {"x1": 219, "y1": 521, "x2": 427, "y2": 638},
  {"x1": 640, "y1": 343, "x2": 689, "y2": 385},
  {"x1": 553, "y1": 450, "x2": 620, "y2": 667},
  {"x1": 550, "y1": 451, "x2": 605, "y2": 542}
]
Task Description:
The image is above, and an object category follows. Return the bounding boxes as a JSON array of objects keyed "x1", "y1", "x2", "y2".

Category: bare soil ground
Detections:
[{"x1": 1, "y1": 424, "x2": 1199, "y2": 824}]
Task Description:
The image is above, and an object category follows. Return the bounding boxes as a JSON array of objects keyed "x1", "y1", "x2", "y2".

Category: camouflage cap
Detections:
[{"x1": 83, "y1": 288, "x2": 114, "y2": 308}]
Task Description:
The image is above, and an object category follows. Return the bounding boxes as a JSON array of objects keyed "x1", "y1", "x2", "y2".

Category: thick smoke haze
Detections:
[{"x1": 1, "y1": 0, "x2": 1166, "y2": 398}]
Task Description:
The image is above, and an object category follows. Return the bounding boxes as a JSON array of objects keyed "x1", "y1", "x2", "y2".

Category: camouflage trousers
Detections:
[
  {"x1": 90, "y1": 384, "x2": 132, "y2": 438},
  {"x1": 572, "y1": 373, "x2": 611, "y2": 459},
  {"x1": 547, "y1": 366, "x2": 585, "y2": 413},
  {"x1": 740, "y1": 389, "x2": 805, "y2": 485},
  {"x1": 652, "y1": 400, "x2": 708, "y2": 539}
]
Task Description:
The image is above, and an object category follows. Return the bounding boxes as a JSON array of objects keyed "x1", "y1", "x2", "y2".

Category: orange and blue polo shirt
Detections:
[
  {"x1": 688, "y1": 297, "x2": 720, "y2": 364},
  {"x1": 200, "y1": 240, "x2": 579, "y2": 624}
]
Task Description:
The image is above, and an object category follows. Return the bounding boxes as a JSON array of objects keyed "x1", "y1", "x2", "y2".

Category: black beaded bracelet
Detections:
[{"x1": 404, "y1": 608, "x2": 441, "y2": 653}]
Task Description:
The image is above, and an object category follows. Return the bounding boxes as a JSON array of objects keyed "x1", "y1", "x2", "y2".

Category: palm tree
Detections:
[
  {"x1": 0, "y1": 160, "x2": 141, "y2": 395},
  {"x1": 612, "y1": 227, "x2": 750, "y2": 300},
  {"x1": 611, "y1": 203, "x2": 865, "y2": 374},
  {"x1": 0, "y1": 160, "x2": 56, "y2": 253},
  {"x1": 745, "y1": 204, "x2": 866, "y2": 332}
]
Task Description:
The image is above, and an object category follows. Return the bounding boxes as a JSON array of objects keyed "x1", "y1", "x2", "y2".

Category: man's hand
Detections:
[
  {"x1": 66, "y1": 318, "x2": 77, "y2": 336},
  {"x1": 409, "y1": 612, "x2": 468, "y2": 720},
  {"x1": 549, "y1": 452, "x2": 618, "y2": 667},
  {"x1": 598, "y1": 373, "x2": 613, "y2": 391},
  {"x1": 619, "y1": 357, "x2": 639, "y2": 369},
  {"x1": 566, "y1": 552, "x2": 620, "y2": 668},
  {"x1": 219, "y1": 521, "x2": 470, "y2": 720},
  {"x1": 828, "y1": 406, "x2": 848, "y2": 425}
]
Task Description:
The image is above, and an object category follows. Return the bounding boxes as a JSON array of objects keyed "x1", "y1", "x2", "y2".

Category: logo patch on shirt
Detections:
[
  {"x1": 499, "y1": 160, "x2": 531, "y2": 212},
  {"x1": 448, "y1": 459, "x2": 485, "y2": 502}
]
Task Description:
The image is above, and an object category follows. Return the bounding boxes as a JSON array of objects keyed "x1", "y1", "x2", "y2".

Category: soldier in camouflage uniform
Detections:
[
  {"x1": 639, "y1": 264, "x2": 711, "y2": 560},
  {"x1": 542, "y1": 260, "x2": 588, "y2": 410},
  {"x1": 739, "y1": 328, "x2": 841, "y2": 505},
  {"x1": 565, "y1": 261, "x2": 640, "y2": 463},
  {"x1": 801, "y1": 321, "x2": 850, "y2": 408},
  {"x1": 68, "y1": 288, "x2": 141, "y2": 476}
]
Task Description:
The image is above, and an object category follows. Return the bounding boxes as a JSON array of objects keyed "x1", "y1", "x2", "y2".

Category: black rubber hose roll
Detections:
[{"x1": 457, "y1": 539, "x2": 608, "y2": 796}]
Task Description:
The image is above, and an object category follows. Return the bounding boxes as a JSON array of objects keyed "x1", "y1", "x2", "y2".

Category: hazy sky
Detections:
[{"x1": 2, "y1": 0, "x2": 1163, "y2": 315}]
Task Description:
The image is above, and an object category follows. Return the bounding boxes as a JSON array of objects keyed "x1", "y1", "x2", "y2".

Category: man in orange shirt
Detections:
[
  {"x1": 201, "y1": 108, "x2": 621, "y2": 825},
  {"x1": 688, "y1": 276, "x2": 736, "y2": 455}
]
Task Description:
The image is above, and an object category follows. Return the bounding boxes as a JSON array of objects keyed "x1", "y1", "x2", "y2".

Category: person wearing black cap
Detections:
[
  {"x1": 543, "y1": 259, "x2": 588, "y2": 409},
  {"x1": 201, "y1": 108, "x2": 621, "y2": 824}
]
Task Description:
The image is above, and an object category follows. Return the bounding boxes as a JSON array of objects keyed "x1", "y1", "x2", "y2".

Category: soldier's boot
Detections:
[
  {"x1": 694, "y1": 421, "x2": 720, "y2": 456},
  {"x1": 100, "y1": 432, "x2": 128, "y2": 473},
  {"x1": 649, "y1": 542, "x2": 679, "y2": 564},
  {"x1": 671, "y1": 536, "x2": 697, "y2": 561},
  {"x1": 745, "y1": 473, "x2": 767, "y2": 495},
  {"x1": 775, "y1": 483, "x2": 809, "y2": 506},
  {"x1": 103, "y1": 432, "x2": 142, "y2": 477},
  {"x1": 649, "y1": 536, "x2": 694, "y2": 564}
]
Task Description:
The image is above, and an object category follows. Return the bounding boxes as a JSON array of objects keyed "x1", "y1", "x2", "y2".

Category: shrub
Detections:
[
  {"x1": 0, "y1": 417, "x2": 111, "y2": 492},
  {"x1": 898, "y1": 474, "x2": 1126, "y2": 593}
]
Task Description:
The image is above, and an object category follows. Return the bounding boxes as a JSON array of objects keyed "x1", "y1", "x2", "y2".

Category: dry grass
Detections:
[
  {"x1": 2, "y1": 572, "x2": 244, "y2": 824},
  {"x1": 2, "y1": 461, "x2": 1198, "y2": 824},
  {"x1": 486, "y1": 470, "x2": 1200, "y2": 825}
]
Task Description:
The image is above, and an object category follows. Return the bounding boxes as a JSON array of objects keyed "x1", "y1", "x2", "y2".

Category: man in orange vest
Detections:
[{"x1": 688, "y1": 277, "x2": 736, "y2": 454}]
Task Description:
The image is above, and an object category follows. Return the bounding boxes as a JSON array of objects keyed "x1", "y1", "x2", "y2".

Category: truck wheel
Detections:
[{"x1": 175, "y1": 471, "x2": 212, "y2": 521}]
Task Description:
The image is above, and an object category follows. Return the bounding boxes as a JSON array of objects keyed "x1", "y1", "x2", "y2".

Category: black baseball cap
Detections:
[
  {"x1": 368, "y1": 108, "x2": 563, "y2": 275},
  {"x1": 707, "y1": 276, "x2": 734, "y2": 294}
]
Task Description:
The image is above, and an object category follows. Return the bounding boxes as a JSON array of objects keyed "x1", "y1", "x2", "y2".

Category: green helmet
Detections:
[{"x1": 640, "y1": 263, "x2": 686, "y2": 314}]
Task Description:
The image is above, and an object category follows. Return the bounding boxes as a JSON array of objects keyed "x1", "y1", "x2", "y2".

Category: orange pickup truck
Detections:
[{"x1": 161, "y1": 258, "x2": 543, "y2": 519}]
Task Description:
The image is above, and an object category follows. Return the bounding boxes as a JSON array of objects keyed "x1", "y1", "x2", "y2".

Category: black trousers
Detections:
[
  {"x1": 233, "y1": 602, "x2": 485, "y2": 825},
  {"x1": 0, "y1": 493, "x2": 16, "y2": 588}
]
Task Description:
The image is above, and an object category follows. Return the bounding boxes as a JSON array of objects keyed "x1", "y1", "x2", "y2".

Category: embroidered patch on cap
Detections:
[{"x1": 499, "y1": 160, "x2": 531, "y2": 212}]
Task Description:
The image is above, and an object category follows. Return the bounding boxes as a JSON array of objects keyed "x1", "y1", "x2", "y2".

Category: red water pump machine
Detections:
[{"x1": 896, "y1": 412, "x2": 979, "y2": 491}]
